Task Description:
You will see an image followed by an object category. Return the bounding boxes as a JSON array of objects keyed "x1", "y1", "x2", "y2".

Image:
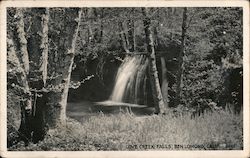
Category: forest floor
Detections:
[{"x1": 8, "y1": 97, "x2": 243, "y2": 151}]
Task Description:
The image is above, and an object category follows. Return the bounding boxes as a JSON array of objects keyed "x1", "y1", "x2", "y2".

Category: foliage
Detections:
[
  {"x1": 7, "y1": 7, "x2": 244, "y2": 150},
  {"x1": 182, "y1": 59, "x2": 224, "y2": 108},
  {"x1": 180, "y1": 7, "x2": 243, "y2": 111},
  {"x1": 69, "y1": 75, "x2": 94, "y2": 89}
]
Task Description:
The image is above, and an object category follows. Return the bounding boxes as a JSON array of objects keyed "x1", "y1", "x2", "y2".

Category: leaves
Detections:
[{"x1": 69, "y1": 75, "x2": 94, "y2": 89}]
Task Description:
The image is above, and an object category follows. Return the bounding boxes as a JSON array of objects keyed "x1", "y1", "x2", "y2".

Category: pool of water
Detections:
[{"x1": 66, "y1": 100, "x2": 155, "y2": 122}]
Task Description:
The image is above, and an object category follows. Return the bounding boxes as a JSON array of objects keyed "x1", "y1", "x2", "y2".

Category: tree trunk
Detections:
[
  {"x1": 91, "y1": 8, "x2": 104, "y2": 44},
  {"x1": 161, "y1": 57, "x2": 169, "y2": 107},
  {"x1": 46, "y1": 8, "x2": 82, "y2": 127},
  {"x1": 13, "y1": 8, "x2": 30, "y2": 75},
  {"x1": 8, "y1": 8, "x2": 82, "y2": 143},
  {"x1": 142, "y1": 8, "x2": 165, "y2": 114},
  {"x1": 27, "y1": 8, "x2": 49, "y2": 143},
  {"x1": 127, "y1": 19, "x2": 135, "y2": 52},
  {"x1": 85, "y1": 8, "x2": 94, "y2": 44},
  {"x1": 8, "y1": 8, "x2": 33, "y2": 143},
  {"x1": 28, "y1": 8, "x2": 49, "y2": 86},
  {"x1": 153, "y1": 10, "x2": 169, "y2": 108},
  {"x1": 7, "y1": 37, "x2": 32, "y2": 144},
  {"x1": 176, "y1": 8, "x2": 187, "y2": 106},
  {"x1": 97, "y1": 8, "x2": 104, "y2": 43},
  {"x1": 8, "y1": 8, "x2": 50, "y2": 143},
  {"x1": 119, "y1": 21, "x2": 130, "y2": 53}
]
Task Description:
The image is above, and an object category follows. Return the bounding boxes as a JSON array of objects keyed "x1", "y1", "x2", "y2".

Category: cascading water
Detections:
[{"x1": 110, "y1": 55, "x2": 149, "y2": 105}]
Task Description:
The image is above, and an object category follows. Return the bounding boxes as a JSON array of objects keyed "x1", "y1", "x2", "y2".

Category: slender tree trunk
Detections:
[
  {"x1": 142, "y1": 8, "x2": 165, "y2": 114},
  {"x1": 127, "y1": 19, "x2": 135, "y2": 52},
  {"x1": 153, "y1": 10, "x2": 169, "y2": 108},
  {"x1": 27, "y1": 8, "x2": 49, "y2": 143},
  {"x1": 97, "y1": 8, "x2": 104, "y2": 43},
  {"x1": 176, "y1": 8, "x2": 187, "y2": 106},
  {"x1": 46, "y1": 8, "x2": 82, "y2": 127},
  {"x1": 119, "y1": 21, "x2": 130, "y2": 53},
  {"x1": 92, "y1": 8, "x2": 104, "y2": 43},
  {"x1": 153, "y1": 9, "x2": 160, "y2": 47},
  {"x1": 166, "y1": 8, "x2": 174, "y2": 40},
  {"x1": 161, "y1": 57, "x2": 169, "y2": 107},
  {"x1": 86, "y1": 8, "x2": 94, "y2": 44},
  {"x1": 133, "y1": 22, "x2": 137, "y2": 52}
]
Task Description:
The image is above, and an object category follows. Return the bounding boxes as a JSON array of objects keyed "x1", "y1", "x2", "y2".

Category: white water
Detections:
[{"x1": 110, "y1": 55, "x2": 148, "y2": 105}]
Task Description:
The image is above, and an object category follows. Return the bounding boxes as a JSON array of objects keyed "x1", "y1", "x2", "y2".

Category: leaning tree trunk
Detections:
[
  {"x1": 27, "y1": 8, "x2": 49, "y2": 143},
  {"x1": 142, "y1": 8, "x2": 165, "y2": 114},
  {"x1": 176, "y1": 7, "x2": 187, "y2": 106},
  {"x1": 8, "y1": 8, "x2": 33, "y2": 143},
  {"x1": 46, "y1": 8, "x2": 82, "y2": 127},
  {"x1": 153, "y1": 10, "x2": 169, "y2": 108}
]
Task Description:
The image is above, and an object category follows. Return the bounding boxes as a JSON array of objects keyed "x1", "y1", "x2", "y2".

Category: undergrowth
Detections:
[{"x1": 8, "y1": 109, "x2": 243, "y2": 151}]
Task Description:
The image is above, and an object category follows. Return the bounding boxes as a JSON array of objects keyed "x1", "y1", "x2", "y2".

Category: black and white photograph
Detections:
[{"x1": 0, "y1": 0, "x2": 249, "y2": 158}]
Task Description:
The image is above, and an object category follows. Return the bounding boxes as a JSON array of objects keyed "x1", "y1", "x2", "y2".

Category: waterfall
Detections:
[{"x1": 110, "y1": 55, "x2": 149, "y2": 105}]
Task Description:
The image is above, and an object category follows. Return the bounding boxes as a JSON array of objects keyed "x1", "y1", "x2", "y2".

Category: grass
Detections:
[{"x1": 8, "y1": 109, "x2": 243, "y2": 151}]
